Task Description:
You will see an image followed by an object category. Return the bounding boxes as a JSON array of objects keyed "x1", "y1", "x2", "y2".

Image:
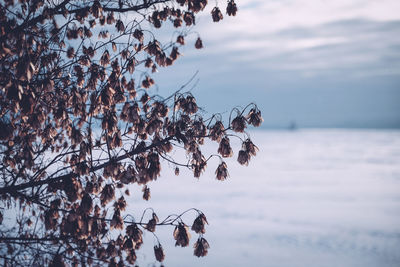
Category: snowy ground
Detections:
[{"x1": 125, "y1": 129, "x2": 400, "y2": 267}]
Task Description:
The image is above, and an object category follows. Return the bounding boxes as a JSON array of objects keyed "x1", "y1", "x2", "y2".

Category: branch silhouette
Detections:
[{"x1": 0, "y1": 0, "x2": 260, "y2": 266}]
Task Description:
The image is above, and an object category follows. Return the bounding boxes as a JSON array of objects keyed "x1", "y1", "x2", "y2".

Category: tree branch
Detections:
[
  {"x1": 0, "y1": 135, "x2": 174, "y2": 194},
  {"x1": 15, "y1": 0, "x2": 172, "y2": 31}
]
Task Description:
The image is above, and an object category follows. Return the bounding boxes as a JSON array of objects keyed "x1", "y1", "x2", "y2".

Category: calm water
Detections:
[{"x1": 126, "y1": 129, "x2": 400, "y2": 267}]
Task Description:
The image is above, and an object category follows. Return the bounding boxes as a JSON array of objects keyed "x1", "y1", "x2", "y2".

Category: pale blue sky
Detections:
[{"x1": 150, "y1": 0, "x2": 400, "y2": 128}]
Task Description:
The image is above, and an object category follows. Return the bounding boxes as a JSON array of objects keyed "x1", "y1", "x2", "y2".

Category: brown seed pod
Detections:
[
  {"x1": 218, "y1": 137, "x2": 233, "y2": 158},
  {"x1": 177, "y1": 35, "x2": 185, "y2": 45},
  {"x1": 215, "y1": 162, "x2": 229, "y2": 181},
  {"x1": 227, "y1": 0, "x2": 238, "y2": 16},
  {"x1": 191, "y1": 213, "x2": 208, "y2": 233},
  {"x1": 211, "y1": 7, "x2": 223, "y2": 22},
  {"x1": 195, "y1": 37, "x2": 203, "y2": 49},
  {"x1": 237, "y1": 150, "x2": 250, "y2": 166},
  {"x1": 142, "y1": 185, "x2": 150, "y2": 201},
  {"x1": 194, "y1": 237, "x2": 210, "y2": 257},
  {"x1": 173, "y1": 223, "x2": 191, "y2": 247},
  {"x1": 154, "y1": 244, "x2": 165, "y2": 262}
]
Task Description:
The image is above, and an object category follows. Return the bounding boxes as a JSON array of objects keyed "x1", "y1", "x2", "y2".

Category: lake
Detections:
[{"x1": 125, "y1": 129, "x2": 400, "y2": 267}]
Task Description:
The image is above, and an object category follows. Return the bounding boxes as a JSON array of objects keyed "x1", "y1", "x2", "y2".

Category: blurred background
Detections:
[
  {"x1": 153, "y1": 0, "x2": 400, "y2": 129},
  {"x1": 127, "y1": 1, "x2": 400, "y2": 266}
]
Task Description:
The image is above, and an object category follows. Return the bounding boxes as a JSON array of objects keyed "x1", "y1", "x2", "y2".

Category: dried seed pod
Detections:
[
  {"x1": 170, "y1": 46, "x2": 180, "y2": 60},
  {"x1": 142, "y1": 185, "x2": 150, "y2": 201},
  {"x1": 247, "y1": 108, "x2": 263, "y2": 127},
  {"x1": 100, "y1": 50, "x2": 110, "y2": 66},
  {"x1": 126, "y1": 224, "x2": 143, "y2": 246},
  {"x1": 184, "y1": 12, "x2": 195, "y2": 26},
  {"x1": 141, "y1": 76, "x2": 154, "y2": 89},
  {"x1": 115, "y1": 19, "x2": 125, "y2": 32},
  {"x1": 237, "y1": 150, "x2": 250, "y2": 166},
  {"x1": 191, "y1": 213, "x2": 208, "y2": 234},
  {"x1": 195, "y1": 37, "x2": 203, "y2": 49},
  {"x1": 114, "y1": 196, "x2": 127, "y2": 211},
  {"x1": 180, "y1": 95, "x2": 198, "y2": 114},
  {"x1": 80, "y1": 193, "x2": 93, "y2": 214},
  {"x1": 123, "y1": 238, "x2": 134, "y2": 250},
  {"x1": 126, "y1": 249, "x2": 137, "y2": 264},
  {"x1": 209, "y1": 121, "x2": 225, "y2": 142},
  {"x1": 133, "y1": 29, "x2": 144, "y2": 42},
  {"x1": 215, "y1": 162, "x2": 229, "y2": 181},
  {"x1": 106, "y1": 241, "x2": 117, "y2": 257},
  {"x1": 100, "y1": 184, "x2": 115, "y2": 205},
  {"x1": 127, "y1": 58, "x2": 135, "y2": 74},
  {"x1": 218, "y1": 137, "x2": 233, "y2": 158},
  {"x1": 110, "y1": 209, "x2": 124, "y2": 230},
  {"x1": 49, "y1": 255, "x2": 66, "y2": 267},
  {"x1": 154, "y1": 244, "x2": 165, "y2": 262},
  {"x1": 177, "y1": 35, "x2": 185, "y2": 45},
  {"x1": 67, "y1": 47, "x2": 75, "y2": 58},
  {"x1": 145, "y1": 213, "x2": 159, "y2": 232},
  {"x1": 173, "y1": 18, "x2": 182, "y2": 27},
  {"x1": 211, "y1": 7, "x2": 223, "y2": 22},
  {"x1": 173, "y1": 223, "x2": 191, "y2": 247},
  {"x1": 145, "y1": 58, "x2": 153, "y2": 68},
  {"x1": 91, "y1": 0, "x2": 103, "y2": 18},
  {"x1": 227, "y1": 0, "x2": 238, "y2": 16},
  {"x1": 243, "y1": 139, "x2": 258, "y2": 156},
  {"x1": 231, "y1": 115, "x2": 247, "y2": 132},
  {"x1": 194, "y1": 237, "x2": 210, "y2": 257}
]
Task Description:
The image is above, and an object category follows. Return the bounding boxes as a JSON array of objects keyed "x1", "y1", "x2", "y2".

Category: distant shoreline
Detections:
[{"x1": 253, "y1": 126, "x2": 400, "y2": 131}]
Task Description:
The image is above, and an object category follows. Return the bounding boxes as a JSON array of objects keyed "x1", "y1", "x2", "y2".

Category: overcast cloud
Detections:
[{"x1": 151, "y1": 0, "x2": 400, "y2": 128}]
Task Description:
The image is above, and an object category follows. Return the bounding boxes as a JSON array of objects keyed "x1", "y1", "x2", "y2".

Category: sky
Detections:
[{"x1": 151, "y1": 0, "x2": 400, "y2": 128}]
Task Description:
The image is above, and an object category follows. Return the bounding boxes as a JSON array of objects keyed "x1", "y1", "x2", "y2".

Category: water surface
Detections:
[{"x1": 126, "y1": 129, "x2": 400, "y2": 267}]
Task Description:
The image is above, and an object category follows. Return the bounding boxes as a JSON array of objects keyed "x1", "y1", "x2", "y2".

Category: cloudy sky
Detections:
[{"x1": 151, "y1": 0, "x2": 400, "y2": 128}]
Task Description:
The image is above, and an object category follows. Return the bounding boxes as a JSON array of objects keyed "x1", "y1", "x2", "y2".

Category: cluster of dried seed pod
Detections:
[{"x1": 0, "y1": 0, "x2": 260, "y2": 266}]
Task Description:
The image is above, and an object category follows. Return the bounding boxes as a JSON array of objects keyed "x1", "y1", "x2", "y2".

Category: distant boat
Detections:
[{"x1": 288, "y1": 121, "x2": 297, "y2": 131}]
